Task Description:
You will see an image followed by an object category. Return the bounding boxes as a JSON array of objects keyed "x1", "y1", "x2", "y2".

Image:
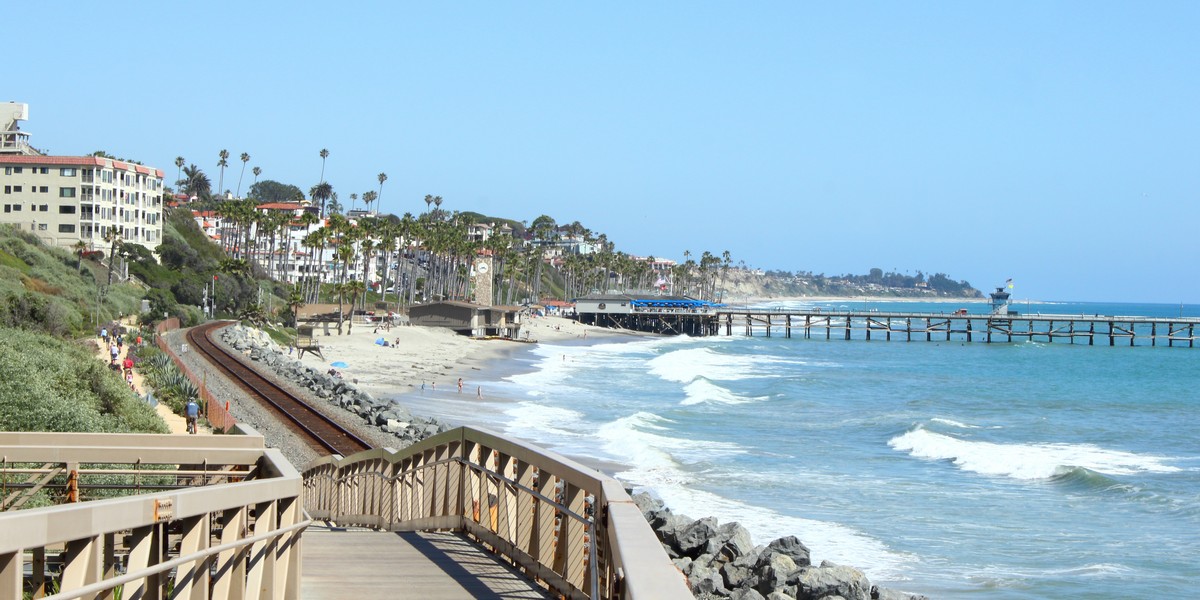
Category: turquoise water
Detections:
[{"x1": 397, "y1": 300, "x2": 1200, "y2": 598}]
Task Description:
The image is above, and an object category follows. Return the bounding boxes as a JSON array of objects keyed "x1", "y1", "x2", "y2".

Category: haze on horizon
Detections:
[{"x1": 12, "y1": 2, "x2": 1198, "y2": 304}]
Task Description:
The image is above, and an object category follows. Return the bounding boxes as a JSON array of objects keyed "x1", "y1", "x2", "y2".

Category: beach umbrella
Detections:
[{"x1": 331, "y1": 361, "x2": 349, "y2": 368}]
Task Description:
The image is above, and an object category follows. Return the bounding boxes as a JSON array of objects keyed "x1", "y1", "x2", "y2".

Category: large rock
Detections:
[
  {"x1": 789, "y1": 562, "x2": 871, "y2": 600},
  {"x1": 752, "y1": 552, "x2": 798, "y2": 596},
  {"x1": 729, "y1": 589, "x2": 767, "y2": 600},
  {"x1": 872, "y1": 586, "x2": 929, "y2": 600},
  {"x1": 766, "y1": 536, "x2": 811, "y2": 568},
  {"x1": 707, "y1": 522, "x2": 755, "y2": 564},
  {"x1": 688, "y1": 565, "x2": 728, "y2": 597},
  {"x1": 674, "y1": 517, "x2": 720, "y2": 558}
]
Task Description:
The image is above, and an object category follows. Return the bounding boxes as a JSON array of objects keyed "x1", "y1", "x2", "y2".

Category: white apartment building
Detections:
[
  {"x1": 0, "y1": 155, "x2": 165, "y2": 252},
  {"x1": 0, "y1": 103, "x2": 164, "y2": 252}
]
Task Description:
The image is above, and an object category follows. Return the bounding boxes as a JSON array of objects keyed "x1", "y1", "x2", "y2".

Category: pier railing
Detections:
[
  {"x1": 302, "y1": 426, "x2": 690, "y2": 600},
  {"x1": 715, "y1": 309, "x2": 1200, "y2": 346},
  {"x1": 0, "y1": 425, "x2": 306, "y2": 599}
]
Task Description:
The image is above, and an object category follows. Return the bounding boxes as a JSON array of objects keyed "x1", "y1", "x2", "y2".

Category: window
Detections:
[
  {"x1": 39, "y1": 205, "x2": 48, "y2": 212},
  {"x1": 58, "y1": 224, "x2": 76, "y2": 233},
  {"x1": 12, "y1": 167, "x2": 21, "y2": 174},
  {"x1": 37, "y1": 223, "x2": 47, "y2": 231},
  {"x1": 59, "y1": 187, "x2": 76, "y2": 198},
  {"x1": 2, "y1": 205, "x2": 8, "y2": 213},
  {"x1": 59, "y1": 205, "x2": 76, "y2": 214},
  {"x1": 39, "y1": 186, "x2": 48, "y2": 193},
  {"x1": 12, "y1": 204, "x2": 21, "y2": 211},
  {"x1": 3, "y1": 168, "x2": 9, "y2": 175},
  {"x1": 11, "y1": 186, "x2": 21, "y2": 193},
  {"x1": 60, "y1": 168, "x2": 77, "y2": 177},
  {"x1": 3, "y1": 186, "x2": 8, "y2": 194}
]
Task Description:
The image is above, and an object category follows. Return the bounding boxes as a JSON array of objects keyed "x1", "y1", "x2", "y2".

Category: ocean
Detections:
[{"x1": 395, "y1": 300, "x2": 1200, "y2": 599}]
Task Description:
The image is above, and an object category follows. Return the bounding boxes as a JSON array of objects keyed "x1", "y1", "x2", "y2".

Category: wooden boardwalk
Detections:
[{"x1": 301, "y1": 525, "x2": 553, "y2": 599}]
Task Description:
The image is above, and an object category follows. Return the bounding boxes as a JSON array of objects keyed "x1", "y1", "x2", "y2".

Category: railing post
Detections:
[
  {"x1": 175, "y1": 512, "x2": 212, "y2": 599},
  {"x1": 62, "y1": 535, "x2": 102, "y2": 591},
  {"x1": 214, "y1": 507, "x2": 248, "y2": 599},
  {"x1": 246, "y1": 500, "x2": 278, "y2": 600},
  {"x1": 0, "y1": 550, "x2": 22, "y2": 599}
]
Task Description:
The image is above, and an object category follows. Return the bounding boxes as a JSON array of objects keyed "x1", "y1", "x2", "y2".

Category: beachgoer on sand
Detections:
[{"x1": 457, "y1": 377, "x2": 463, "y2": 393}]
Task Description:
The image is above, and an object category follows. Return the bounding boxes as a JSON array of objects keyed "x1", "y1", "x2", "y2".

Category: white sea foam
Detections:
[
  {"x1": 930, "y1": 417, "x2": 981, "y2": 429},
  {"x1": 593, "y1": 411, "x2": 912, "y2": 580},
  {"x1": 680, "y1": 379, "x2": 767, "y2": 406},
  {"x1": 647, "y1": 346, "x2": 799, "y2": 384},
  {"x1": 503, "y1": 402, "x2": 589, "y2": 440},
  {"x1": 889, "y1": 429, "x2": 1182, "y2": 480}
]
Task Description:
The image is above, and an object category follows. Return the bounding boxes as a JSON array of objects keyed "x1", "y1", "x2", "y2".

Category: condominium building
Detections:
[
  {"x1": 0, "y1": 155, "x2": 164, "y2": 252},
  {"x1": 0, "y1": 103, "x2": 164, "y2": 252}
]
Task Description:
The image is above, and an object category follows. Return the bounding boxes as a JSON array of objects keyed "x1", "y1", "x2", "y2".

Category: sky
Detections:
[{"x1": 10, "y1": 2, "x2": 1199, "y2": 303}]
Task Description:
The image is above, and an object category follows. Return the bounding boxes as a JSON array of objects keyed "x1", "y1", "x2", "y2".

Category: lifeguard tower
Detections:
[{"x1": 990, "y1": 282, "x2": 1013, "y2": 315}]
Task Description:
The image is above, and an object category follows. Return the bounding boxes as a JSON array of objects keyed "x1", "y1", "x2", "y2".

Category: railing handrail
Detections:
[
  {"x1": 0, "y1": 425, "x2": 307, "y2": 599},
  {"x1": 302, "y1": 425, "x2": 690, "y2": 600}
]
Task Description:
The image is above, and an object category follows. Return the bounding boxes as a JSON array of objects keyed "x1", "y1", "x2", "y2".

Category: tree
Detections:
[
  {"x1": 73, "y1": 240, "x2": 88, "y2": 273},
  {"x1": 174, "y1": 156, "x2": 185, "y2": 190},
  {"x1": 103, "y1": 226, "x2": 121, "y2": 286},
  {"x1": 249, "y1": 180, "x2": 303, "y2": 203},
  {"x1": 310, "y1": 182, "x2": 334, "y2": 218},
  {"x1": 236, "y1": 152, "x2": 250, "y2": 197},
  {"x1": 180, "y1": 165, "x2": 212, "y2": 201},
  {"x1": 252, "y1": 166, "x2": 261, "y2": 186},
  {"x1": 349, "y1": 192, "x2": 358, "y2": 213},
  {"x1": 286, "y1": 283, "x2": 305, "y2": 327},
  {"x1": 217, "y1": 149, "x2": 230, "y2": 198},
  {"x1": 376, "y1": 172, "x2": 387, "y2": 212},
  {"x1": 319, "y1": 148, "x2": 329, "y2": 184},
  {"x1": 362, "y1": 190, "x2": 377, "y2": 215}
]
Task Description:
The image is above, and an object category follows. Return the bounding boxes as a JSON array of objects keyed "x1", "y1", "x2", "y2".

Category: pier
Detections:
[
  {"x1": 572, "y1": 292, "x2": 1200, "y2": 347},
  {"x1": 712, "y1": 309, "x2": 1200, "y2": 347}
]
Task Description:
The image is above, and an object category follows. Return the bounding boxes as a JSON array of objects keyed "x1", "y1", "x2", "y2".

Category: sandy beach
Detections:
[{"x1": 293, "y1": 314, "x2": 644, "y2": 409}]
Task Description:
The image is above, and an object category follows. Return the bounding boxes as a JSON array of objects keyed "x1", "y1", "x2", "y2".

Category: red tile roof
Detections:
[
  {"x1": 0, "y1": 155, "x2": 163, "y2": 177},
  {"x1": 256, "y1": 202, "x2": 304, "y2": 210}
]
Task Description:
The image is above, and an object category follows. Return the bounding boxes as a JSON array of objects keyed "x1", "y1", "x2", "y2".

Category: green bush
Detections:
[{"x1": 0, "y1": 327, "x2": 167, "y2": 434}]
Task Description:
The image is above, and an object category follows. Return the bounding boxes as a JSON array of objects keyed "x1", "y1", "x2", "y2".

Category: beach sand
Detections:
[{"x1": 293, "y1": 314, "x2": 640, "y2": 405}]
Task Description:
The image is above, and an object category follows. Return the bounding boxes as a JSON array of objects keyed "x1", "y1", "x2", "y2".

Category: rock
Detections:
[
  {"x1": 788, "y1": 562, "x2": 870, "y2": 600},
  {"x1": 729, "y1": 589, "x2": 767, "y2": 600},
  {"x1": 766, "y1": 536, "x2": 811, "y2": 568},
  {"x1": 708, "y1": 522, "x2": 755, "y2": 564},
  {"x1": 657, "y1": 513, "x2": 696, "y2": 558},
  {"x1": 752, "y1": 553, "x2": 797, "y2": 596},
  {"x1": 721, "y1": 561, "x2": 753, "y2": 590},
  {"x1": 872, "y1": 586, "x2": 928, "y2": 600},
  {"x1": 632, "y1": 491, "x2": 664, "y2": 520},
  {"x1": 688, "y1": 565, "x2": 727, "y2": 597},
  {"x1": 765, "y1": 593, "x2": 797, "y2": 600},
  {"x1": 674, "y1": 517, "x2": 719, "y2": 558}
]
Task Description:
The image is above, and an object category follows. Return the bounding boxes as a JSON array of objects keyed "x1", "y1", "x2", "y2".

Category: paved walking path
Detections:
[{"x1": 301, "y1": 525, "x2": 552, "y2": 599}]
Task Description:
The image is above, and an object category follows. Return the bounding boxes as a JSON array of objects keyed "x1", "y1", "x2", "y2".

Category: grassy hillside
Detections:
[{"x1": 0, "y1": 327, "x2": 166, "y2": 433}]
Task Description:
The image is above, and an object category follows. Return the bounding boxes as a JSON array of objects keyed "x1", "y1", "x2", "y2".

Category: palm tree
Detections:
[
  {"x1": 424, "y1": 194, "x2": 434, "y2": 214},
  {"x1": 286, "y1": 283, "x2": 305, "y2": 327},
  {"x1": 310, "y1": 182, "x2": 334, "y2": 218},
  {"x1": 362, "y1": 191, "x2": 377, "y2": 215},
  {"x1": 180, "y1": 164, "x2": 211, "y2": 201},
  {"x1": 217, "y1": 149, "x2": 230, "y2": 198},
  {"x1": 349, "y1": 193, "x2": 358, "y2": 213},
  {"x1": 252, "y1": 166, "x2": 261, "y2": 186},
  {"x1": 319, "y1": 148, "x2": 329, "y2": 183},
  {"x1": 236, "y1": 152, "x2": 250, "y2": 197},
  {"x1": 345, "y1": 280, "x2": 366, "y2": 333},
  {"x1": 103, "y1": 226, "x2": 121, "y2": 286},
  {"x1": 174, "y1": 156, "x2": 185, "y2": 190},
  {"x1": 73, "y1": 240, "x2": 88, "y2": 273},
  {"x1": 433, "y1": 195, "x2": 443, "y2": 217},
  {"x1": 376, "y1": 172, "x2": 387, "y2": 213}
]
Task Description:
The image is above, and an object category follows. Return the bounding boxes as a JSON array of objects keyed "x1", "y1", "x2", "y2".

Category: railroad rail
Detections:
[{"x1": 185, "y1": 321, "x2": 373, "y2": 456}]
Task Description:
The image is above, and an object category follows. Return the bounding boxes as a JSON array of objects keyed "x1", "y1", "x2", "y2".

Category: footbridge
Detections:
[{"x1": 0, "y1": 426, "x2": 689, "y2": 599}]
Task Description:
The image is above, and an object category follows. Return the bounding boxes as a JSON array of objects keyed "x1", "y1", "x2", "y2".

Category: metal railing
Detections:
[
  {"x1": 303, "y1": 426, "x2": 690, "y2": 600},
  {"x1": 0, "y1": 425, "x2": 306, "y2": 599}
]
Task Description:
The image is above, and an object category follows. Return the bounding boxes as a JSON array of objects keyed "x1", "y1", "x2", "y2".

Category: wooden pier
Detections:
[{"x1": 712, "y1": 309, "x2": 1200, "y2": 347}]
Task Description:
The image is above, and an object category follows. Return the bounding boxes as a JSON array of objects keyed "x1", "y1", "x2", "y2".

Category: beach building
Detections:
[
  {"x1": 0, "y1": 103, "x2": 164, "y2": 253},
  {"x1": 408, "y1": 301, "x2": 522, "y2": 338}
]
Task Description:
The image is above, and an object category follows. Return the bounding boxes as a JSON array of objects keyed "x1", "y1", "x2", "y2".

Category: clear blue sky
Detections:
[{"x1": 12, "y1": 2, "x2": 1199, "y2": 303}]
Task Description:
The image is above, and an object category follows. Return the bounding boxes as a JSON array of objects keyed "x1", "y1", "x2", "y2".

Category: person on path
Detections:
[
  {"x1": 109, "y1": 343, "x2": 119, "y2": 364},
  {"x1": 122, "y1": 356, "x2": 134, "y2": 373},
  {"x1": 100, "y1": 327, "x2": 108, "y2": 344},
  {"x1": 185, "y1": 400, "x2": 200, "y2": 434}
]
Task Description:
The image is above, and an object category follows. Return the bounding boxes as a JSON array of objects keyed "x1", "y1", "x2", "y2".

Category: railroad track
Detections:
[{"x1": 185, "y1": 321, "x2": 373, "y2": 457}]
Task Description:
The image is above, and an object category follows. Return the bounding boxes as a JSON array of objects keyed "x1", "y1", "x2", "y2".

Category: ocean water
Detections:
[{"x1": 395, "y1": 300, "x2": 1200, "y2": 599}]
